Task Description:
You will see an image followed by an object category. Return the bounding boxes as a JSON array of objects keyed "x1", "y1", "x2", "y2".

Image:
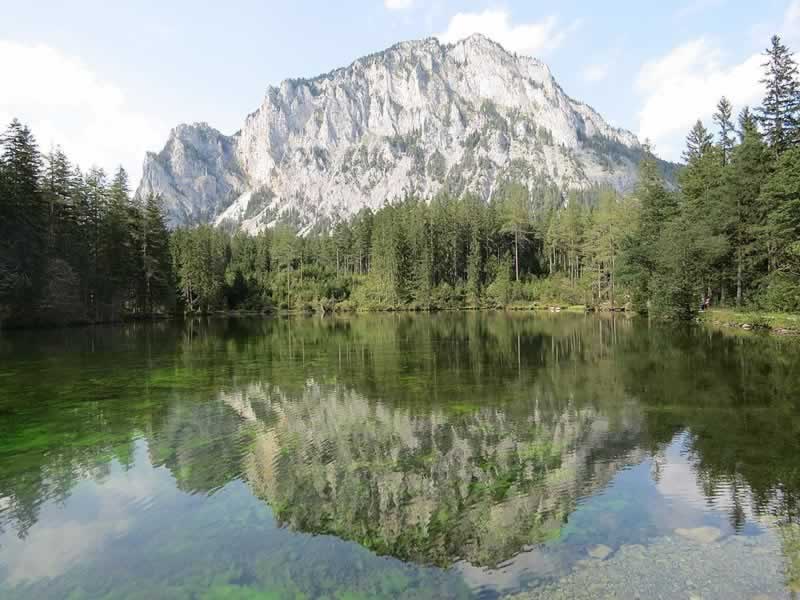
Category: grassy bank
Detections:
[
  {"x1": 699, "y1": 308, "x2": 800, "y2": 335},
  {"x1": 329, "y1": 301, "x2": 593, "y2": 314}
]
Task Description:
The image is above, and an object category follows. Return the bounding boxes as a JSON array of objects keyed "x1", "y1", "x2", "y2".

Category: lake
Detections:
[{"x1": 0, "y1": 313, "x2": 799, "y2": 599}]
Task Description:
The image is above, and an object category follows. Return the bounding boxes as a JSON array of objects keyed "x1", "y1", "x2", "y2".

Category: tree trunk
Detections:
[
  {"x1": 514, "y1": 229, "x2": 520, "y2": 282},
  {"x1": 610, "y1": 259, "x2": 615, "y2": 310},
  {"x1": 597, "y1": 264, "x2": 602, "y2": 306},
  {"x1": 736, "y1": 247, "x2": 743, "y2": 307},
  {"x1": 736, "y1": 196, "x2": 743, "y2": 307}
]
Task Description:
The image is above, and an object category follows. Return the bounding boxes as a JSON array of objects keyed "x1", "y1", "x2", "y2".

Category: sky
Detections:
[{"x1": 2, "y1": 0, "x2": 800, "y2": 186}]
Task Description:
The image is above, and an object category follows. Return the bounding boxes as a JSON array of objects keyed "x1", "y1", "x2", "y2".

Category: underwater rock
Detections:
[
  {"x1": 675, "y1": 527, "x2": 722, "y2": 544},
  {"x1": 588, "y1": 544, "x2": 613, "y2": 560}
]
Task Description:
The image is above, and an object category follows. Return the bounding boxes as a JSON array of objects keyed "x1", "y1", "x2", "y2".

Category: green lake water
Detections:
[{"x1": 0, "y1": 313, "x2": 799, "y2": 599}]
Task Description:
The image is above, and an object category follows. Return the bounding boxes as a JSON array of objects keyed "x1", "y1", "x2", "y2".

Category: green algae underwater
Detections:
[{"x1": 1, "y1": 313, "x2": 799, "y2": 599}]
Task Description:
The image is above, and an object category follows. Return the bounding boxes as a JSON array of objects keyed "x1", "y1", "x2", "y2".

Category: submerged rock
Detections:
[
  {"x1": 511, "y1": 534, "x2": 787, "y2": 600},
  {"x1": 675, "y1": 527, "x2": 723, "y2": 544},
  {"x1": 588, "y1": 544, "x2": 613, "y2": 560}
]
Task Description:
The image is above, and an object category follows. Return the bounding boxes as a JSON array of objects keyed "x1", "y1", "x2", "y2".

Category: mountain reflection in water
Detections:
[{"x1": 0, "y1": 313, "x2": 799, "y2": 598}]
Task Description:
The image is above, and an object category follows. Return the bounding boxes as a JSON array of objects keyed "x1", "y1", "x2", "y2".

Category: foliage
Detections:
[{"x1": 0, "y1": 122, "x2": 174, "y2": 326}]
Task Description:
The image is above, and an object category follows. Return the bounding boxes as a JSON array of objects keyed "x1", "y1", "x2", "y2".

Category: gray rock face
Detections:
[
  {"x1": 138, "y1": 123, "x2": 245, "y2": 227},
  {"x1": 137, "y1": 34, "x2": 660, "y2": 232}
]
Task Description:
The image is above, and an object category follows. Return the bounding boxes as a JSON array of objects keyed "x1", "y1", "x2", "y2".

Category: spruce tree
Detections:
[
  {"x1": 759, "y1": 148, "x2": 800, "y2": 309},
  {"x1": 42, "y1": 147, "x2": 77, "y2": 256},
  {"x1": 618, "y1": 143, "x2": 677, "y2": 310},
  {"x1": 0, "y1": 120, "x2": 47, "y2": 318},
  {"x1": 106, "y1": 167, "x2": 136, "y2": 312},
  {"x1": 499, "y1": 183, "x2": 532, "y2": 282},
  {"x1": 738, "y1": 107, "x2": 758, "y2": 140},
  {"x1": 683, "y1": 120, "x2": 714, "y2": 163},
  {"x1": 714, "y1": 97, "x2": 736, "y2": 166},
  {"x1": 141, "y1": 193, "x2": 173, "y2": 313},
  {"x1": 757, "y1": 35, "x2": 800, "y2": 153},
  {"x1": 82, "y1": 167, "x2": 109, "y2": 320},
  {"x1": 725, "y1": 122, "x2": 771, "y2": 305}
]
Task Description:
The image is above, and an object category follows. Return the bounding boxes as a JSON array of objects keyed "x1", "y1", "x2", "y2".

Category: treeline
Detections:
[
  {"x1": 0, "y1": 122, "x2": 173, "y2": 326},
  {"x1": 170, "y1": 35, "x2": 800, "y2": 318},
  {"x1": 2, "y1": 34, "x2": 799, "y2": 326},
  {"x1": 168, "y1": 186, "x2": 631, "y2": 314},
  {"x1": 622, "y1": 35, "x2": 800, "y2": 317}
]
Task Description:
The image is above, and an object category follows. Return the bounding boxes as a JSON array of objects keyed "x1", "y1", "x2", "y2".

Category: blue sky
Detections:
[{"x1": 2, "y1": 0, "x2": 799, "y2": 183}]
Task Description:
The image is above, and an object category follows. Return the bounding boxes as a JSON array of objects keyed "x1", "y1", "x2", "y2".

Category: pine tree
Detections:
[
  {"x1": 408, "y1": 203, "x2": 434, "y2": 307},
  {"x1": 757, "y1": 35, "x2": 800, "y2": 153},
  {"x1": 738, "y1": 107, "x2": 758, "y2": 140},
  {"x1": 0, "y1": 120, "x2": 47, "y2": 317},
  {"x1": 584, "y1": 191, "x2": 622, "y2": 307},
  {"x1": 106, "y1": 167, "x2": 137, "y2": 313},
  {"x1": 714, "y1": 97, "x2": 736, "y2": 166},
  {"x1": 499, "y1": 183, "x2": 532, "y2": 282},
  {"x1": 683, "y1": 120, "x2": 714, "y2": 163},
  {"x1": 560, "y1": 198, "x2": 586, "y2": 283},
  {"x1": 82, "y1": 167, "x2": 109, "y2": 320},
  {"x1": 759, "y1": 147, "x2": 800, "y2": 309},
  {"x1": 465, "y1": 196, "x2": 485, "y2": 304},
  {"x1": 42, "y1": 147, "x2": 77, "y2": 256},
  {"x1": 140, "y1": 193, "x2": 173, "y2": 313},
  {"x1": 619, "y1": 143, "x2": 677, "y2": 310},
  {"x1": 725, "y1": 122, "x2": 771, "y2": 305}
]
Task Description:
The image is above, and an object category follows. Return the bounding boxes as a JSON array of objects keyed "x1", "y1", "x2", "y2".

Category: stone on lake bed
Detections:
[
  {"x1": 588, "y1": 544, "x2": 613, "y2": 560},
  {"x1": 674, "y1": 526, "x2": 722, "y2": 544}
]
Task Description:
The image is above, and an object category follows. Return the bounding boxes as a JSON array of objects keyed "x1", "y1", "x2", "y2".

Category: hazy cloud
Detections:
[
  {"x1": 784, "y1": 0, "x2": 800, "y2": 42},
  {"x1": 582, "y1": 62, "x2": 610, "y2": 83},
  {"x1": 384, "y1": 0, "x2": 413, "y2": 10},
  {"x1": 674, "y1": 0, "x2": 725, "y2": 21},
  {"x1": 437, "y1": 9, "x2": 580, "y2": 55},
  {"x1": 0, "y1": 40, "x2": 166, "y2": 186}
]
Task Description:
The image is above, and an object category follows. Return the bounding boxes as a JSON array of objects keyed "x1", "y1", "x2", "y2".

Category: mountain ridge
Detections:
[{"x1": 137, "y1": 33, "x2": 672, "y2": 232}]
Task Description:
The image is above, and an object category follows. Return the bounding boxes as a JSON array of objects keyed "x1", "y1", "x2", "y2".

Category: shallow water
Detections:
[{"x1": 0, "y1": 313, "x2": 798, "y2": 599}]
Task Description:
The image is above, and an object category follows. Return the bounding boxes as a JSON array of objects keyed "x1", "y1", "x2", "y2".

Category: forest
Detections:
[{"x1": 1, "y1": 34, "x2": 799, "y2": 327}]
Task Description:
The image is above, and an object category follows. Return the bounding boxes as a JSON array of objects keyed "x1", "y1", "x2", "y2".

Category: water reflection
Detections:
[
  {"x1": 0, "y1": 314, "x2": 799, "y2": 598},
  {"x1": 224, "y1": 380, "x2": 646, "y2": 568}
]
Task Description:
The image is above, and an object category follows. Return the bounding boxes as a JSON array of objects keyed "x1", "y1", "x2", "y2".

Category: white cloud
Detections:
[
  {"x1": 636, "y1": 0, "x2": 800, "y2": 159},
  {"x1": 437, "y1": 9, "x2": 580, "y2": 55},
  {"x1": 635, "y1": 39, "x2": 762, "y2": 158},
  {"x1": 582, "y1": 62, "x2": 610, "y2": 83},
  {"x1": 0, "y1": 40, "x2": 166, "y2": 187},
  {"x1": 385, "y1": 0, "x2": 413, "y2": 10}
]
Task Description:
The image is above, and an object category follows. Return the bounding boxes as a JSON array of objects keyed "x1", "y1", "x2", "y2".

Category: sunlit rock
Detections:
[{"x1": 137, "y1": 34, "x2": 673, "y2": 233}]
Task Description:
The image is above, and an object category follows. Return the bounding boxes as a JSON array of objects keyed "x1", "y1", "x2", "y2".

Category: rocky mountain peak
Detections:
[{"x1": 137, "y1": 35, "x2": 666, "y2": 233}]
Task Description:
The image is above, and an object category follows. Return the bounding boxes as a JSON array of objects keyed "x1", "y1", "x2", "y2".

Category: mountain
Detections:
[{"x1": 137, "y1": 34, "x2": 670, "y2": 233}]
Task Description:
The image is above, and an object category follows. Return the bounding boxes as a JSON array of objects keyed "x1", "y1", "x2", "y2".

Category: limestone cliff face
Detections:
[
  {"x1": 138, "y1": 34, "x2": 656, "y2": 232},
  {"x1": 138, "y1": 123, "x2": 245, "y2": 226}
]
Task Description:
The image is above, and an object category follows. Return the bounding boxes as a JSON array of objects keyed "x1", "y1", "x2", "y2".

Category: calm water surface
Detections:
[{"x1": 0, "y1": 313, "x2": 799, "y2": 599}]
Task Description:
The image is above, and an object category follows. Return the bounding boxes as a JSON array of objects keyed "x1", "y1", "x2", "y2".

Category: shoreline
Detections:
[
  {"x1": 698, "y1": 308, "x2": 800, "y2": 336},
  {"x1": 3, "y1": 305, "x2": 799, "y2": 336}
]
